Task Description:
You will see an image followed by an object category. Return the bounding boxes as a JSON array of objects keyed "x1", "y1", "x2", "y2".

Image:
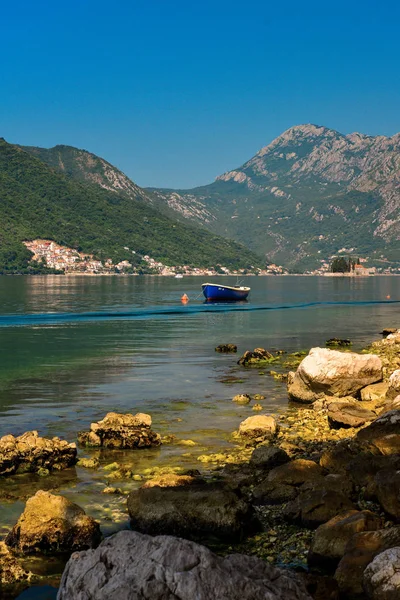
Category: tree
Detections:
[{"x1": 331, "y1": 257, "x2": 351, "y2": 273}]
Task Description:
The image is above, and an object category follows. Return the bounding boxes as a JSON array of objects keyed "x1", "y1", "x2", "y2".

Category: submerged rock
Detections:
[
  {"x1": 0, "y1": 431, "x2": 76, "y2": 477},
  {"x1": 5, "y1": 490, "x2": 101, "y2": 554},
  {"x1": 127, "y1": 482, "x2": 258, "y2": 542},
  {"x1": 287, "y1": 347, "x2": 383, "y2": 404},
  {"x1": 325, "y1": 338, "x2": 352, "y2": 347},
  {"x1": 215, "y1": 343, "x2": 237, "y2": 352},
  {"x1": 232, "y1": 393, "x2": 251, "y2": 404},
  {"x1": 78, "y1": 412, "x2": 161, "y2": 449},
  {"x1": 237, "y1": 348, "x2": 274, "y2": 366},
  {"x1": 58, "y1": 530, "x2": 313, "y2": 600}
]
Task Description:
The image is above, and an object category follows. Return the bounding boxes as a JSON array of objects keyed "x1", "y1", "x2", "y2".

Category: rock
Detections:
[
  {"x1": 0, "y1": 541, "x2": 33, "y2": 586},
  {"x1": 381, "y1": 328, "x2": 398, "y2": 337},
  {"x1": 5, "y1": 490, "x2": 101, "y2": 554},
  {"x1": 319, "y1": 440, "x2": 370, "y2": 473},
  {"x1": 141, "y1": 473, "x2": 199, "y2": 488},
  {"x1": 215, "y1": 343, "x2": 237, "y2": 352},
  {"x1": 363, "y1": 547, "x2": 400, "y2": 600},
  {"x1": 252, "y1": 481, "x2": 298, "y2": 505},
  {"x1": 284, "y1": 483, "x2": 355, "y2": 528},
  {"x1": 334, "y1": 526, "x2": 400, "y2": 597},
  {"x1": 238, "y1": 415, "x2": 278, "y2": 441},
  {"x1": 308, "y1": 510, "x2": 382, "y2": 570},
  {"x1": 325, "y1": 338, "x2": 352, "y2": 347},
  {"x1": 250, "y1": 445, "x2": 290, "y2": 470},
  {"x1": 267, "y1": 459, "x2": 323, "y2": 486},
  {"x1": 357, "y1": 409, "x2": 400, "y2": 454},
  {"x1": 0, "y1": 431, "x2": 77, "y2": 477},
  {"x1": 375, "y1": 469, "x2": 400, "y2": 521},
  {"x1": 237, "y1": 348, "x2": 274, "y2": 366},
  {"x1": 253, "y1": 394, "x2": 265, "y2": 401},
  {"x1": 346, "y1": 454, "x2": 400, "y2": 498},
  {"x1": 288, "y1": 347, "x2": 383, "y2": 404},
  {"x1": 57, "y1": 530, "x2": 313, "y2": 600},
  {"x1": 361, "y1": 381, "x2": 389, "y2": 402},
  {"x1": 386, "y1": 370, "x2": 400, "y2": 401},
  {"x1": 253, "y1": 403, "x2": 263, "y2": 411},
  {"x1": 327, "y1": 397, "x2": 377, "y2": 429},
  {"x1": 77, "y1": 457, "x2": 99, "y2": 469},
  {"x1": 127, "y1": 482, "x2": 258, "y2": 542},
  {"x1": 78, "y1": 412, "x2": 161, "y2": 449},
  {"x1": 232, "y1": 393, "x2": 251, "y2": 404}
]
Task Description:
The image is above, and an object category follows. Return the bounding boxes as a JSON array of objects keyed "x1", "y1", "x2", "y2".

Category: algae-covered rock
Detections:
[
  {"x1": 0, "y1": 541, "x2": 34, "y2": 586},
  {"x1": 78, "y1": 412, "x2": 161, "y2": 449},
  {"x1": 215, "y1": 343, "x2": 237, "y2": 353},
  {"x1": 237, "y1": 348, "x2": 274, "y2": 366},
  {"x1": 0, "y1": 431, "x2": 77, "y2": 477},
  {"x1": 5, "y1": 490, "x2": 101, "y2": 554},
  {"x1": 238, "y1": 415, "x2": 278, "y2": 441},
  {"x1": 232, "y1": 394, "x2": 251, "y2": 404}
]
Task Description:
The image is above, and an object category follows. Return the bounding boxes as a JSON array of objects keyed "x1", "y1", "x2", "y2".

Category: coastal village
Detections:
[
  {"x1": 23, "y1": 239, "x2": 385, "y2": 276},
  {"x1": 23, "y1": 239, "x2": 284, "y2": 276}
]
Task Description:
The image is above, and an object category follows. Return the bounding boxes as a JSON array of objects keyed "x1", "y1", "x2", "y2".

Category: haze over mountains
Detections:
[{"x1": 1, "y1": 124, "x2": 399, "y2": 274}]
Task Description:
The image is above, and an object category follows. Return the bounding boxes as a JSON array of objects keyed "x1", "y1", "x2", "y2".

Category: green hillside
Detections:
[{"x1": 0, "y1": 139, "x2": 262, "y2": 274}]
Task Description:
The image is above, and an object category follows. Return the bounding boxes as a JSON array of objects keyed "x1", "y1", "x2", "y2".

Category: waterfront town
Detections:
[
  {"x1": 23, "y1": 239, "x2": 386, "y2": 276},
  {"x1": 23, "y1": 239, "x2": 284, "y2": 276}
]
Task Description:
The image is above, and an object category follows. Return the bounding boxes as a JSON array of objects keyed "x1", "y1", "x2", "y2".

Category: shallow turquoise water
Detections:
[{"x1": 0, "y1": 274, "x2": 399, "y2": 597}]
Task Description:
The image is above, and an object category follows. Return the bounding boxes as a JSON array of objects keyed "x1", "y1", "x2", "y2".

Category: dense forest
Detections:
[{"x1": 0, "y1": 139, "x2": 262, "y2": 274}]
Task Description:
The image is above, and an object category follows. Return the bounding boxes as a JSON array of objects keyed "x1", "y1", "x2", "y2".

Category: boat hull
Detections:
[{"x1": 202, "y1": 283, "x2": 250, "y2": 301}]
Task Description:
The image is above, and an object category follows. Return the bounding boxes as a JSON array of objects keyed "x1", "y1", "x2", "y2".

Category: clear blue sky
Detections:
[{"x1": 2, "y1": 0, "x2": 400, "y2": 188}]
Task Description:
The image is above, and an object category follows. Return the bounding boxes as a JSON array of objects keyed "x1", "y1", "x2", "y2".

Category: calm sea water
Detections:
[{"x1": 0, "y1": 274, "x2": 399, "y2": 596}]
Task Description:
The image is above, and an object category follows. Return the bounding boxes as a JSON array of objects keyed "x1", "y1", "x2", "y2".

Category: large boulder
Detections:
[
  {"x1": 308, "y1": 510, "x2": 382, "y2": 570},
  {"x1": 363, "y1": 547, "x2": 400, "y2": 600},
  {"x1": 327, "y1": 398, "x2": 377, "y2": 429},
  {"x1": 5, "y1": 490, "x2": 101, "y2": 554},
  {"x1": 237, "y1": 415, "x2": 278, "y2": 442},
  {"x1": 386, "y1": 369, "x2": 400, "y2": 401},
  {"x1": 334, "y1": 526, "x2": 400, "y2": 597},
  {"x1": 58, "y1": 530, "x2": 313, "y2": 600},
  {"x1": 0, "y1": 431, "x2": 76, "y2": 476},
  {"x1": 78, "y1": 412, "x2": 161, "y2": 449},
  {"x1": 127, "y1": 482, "x2": 258, "y2": 542},
  {"x1": 288, "y1": 347, "x2": 383, "y2": 404},
  {"x1": 356, "y1": 410, "x2": 400, "y2": 454}
]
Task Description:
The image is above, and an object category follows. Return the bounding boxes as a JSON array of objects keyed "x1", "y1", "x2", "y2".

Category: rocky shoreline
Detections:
[{"x1": 2, "y1": 331, "x2": 400, "y2": 598}]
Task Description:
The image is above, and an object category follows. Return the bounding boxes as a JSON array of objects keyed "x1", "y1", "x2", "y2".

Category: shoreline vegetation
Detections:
[{"x1": 2, "y1": 330, "x2": 400, "y2": 598}]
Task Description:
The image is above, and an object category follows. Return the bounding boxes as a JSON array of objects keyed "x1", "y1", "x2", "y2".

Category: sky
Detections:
[{"x1": 2, "y1": 0, "x2": 400, "y2": 188}]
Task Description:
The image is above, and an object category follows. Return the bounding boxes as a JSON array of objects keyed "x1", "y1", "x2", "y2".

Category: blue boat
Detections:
[{"x1": 201, "y1": 282, "x2": 250, "y2": 301}]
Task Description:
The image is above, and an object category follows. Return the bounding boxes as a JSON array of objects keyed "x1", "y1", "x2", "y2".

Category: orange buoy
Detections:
[
  {"x1": 181, "y1": 293, "x2": 189, "y2": 304},
  {"x1": 387, "y1": 295, "x2": 391, "y2": 299}
]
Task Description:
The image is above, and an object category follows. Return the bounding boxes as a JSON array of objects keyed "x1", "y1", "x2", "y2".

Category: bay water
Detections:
[{"x1": 0, "y1": 274, "x2": 399, "y2": 596}]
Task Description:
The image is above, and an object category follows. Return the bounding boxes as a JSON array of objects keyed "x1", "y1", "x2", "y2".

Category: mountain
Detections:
[
  {"x1": 148, "y1": 124, "x2": 400, "y2": 270},
  {"x1": 0, "y1": 139, "x2": 262, "y2": 274}
]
